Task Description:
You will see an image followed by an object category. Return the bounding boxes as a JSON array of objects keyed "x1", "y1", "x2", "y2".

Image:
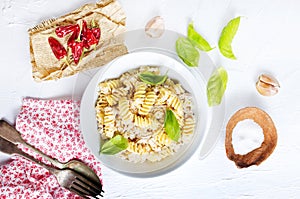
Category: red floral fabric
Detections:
[{"x1": 0, "y1": 98, "x2": 102, "y2": 199}]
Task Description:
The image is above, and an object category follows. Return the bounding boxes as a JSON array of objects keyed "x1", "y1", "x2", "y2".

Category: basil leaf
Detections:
[
  {"x1": 176, "y1": 37, "x2": 200, "y2": 67},
  {"x1": 139, "y1": 72, "x2": 167, "y2": 85},
  {"x1": 218, "y1": 16, "x2": 241, "y2": 60},
  {"x1": 188, "y1": 22, "x2": 214, "y2": 52},
  {"x1": 100, "y1": 135, "x2": 128, "y2": 155},
  {"x1": 207, "y1": 67, "x2": 228, "y2": 107},
  {"x1": 164, "y1": 109, "x2": 180, "y2": 142}
]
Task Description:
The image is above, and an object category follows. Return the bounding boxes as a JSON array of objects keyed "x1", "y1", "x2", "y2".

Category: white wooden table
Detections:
[{"x1": 1, "y1": 0, "x2": 299, "y2": 198}]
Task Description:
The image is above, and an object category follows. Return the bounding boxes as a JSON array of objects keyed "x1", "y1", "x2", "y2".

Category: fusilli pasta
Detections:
[
  {"x1": 103, "y1": 107, "x2": 116, "y2": 138},
  {"x1": 134, "y1": 115, "x2": 152, "y2": 127},
  {"x1": 155, "y1": 128, "x2": 173, "y2": 146},
  {"x1": 118, "y1": 97, "x2": 134, "y2": 122},
  {"x1": 182, "y1": 116, "x2": 195, "y2": 135},
  {"x1": 127, "y1": 141, "x2": 151, "y2": 154},
  {"x1": 138, "y1": 90, "x2": 157, "y2": 115},
  {"x1": 95, "y1": 66, "x2": 195, "y2": 163}
]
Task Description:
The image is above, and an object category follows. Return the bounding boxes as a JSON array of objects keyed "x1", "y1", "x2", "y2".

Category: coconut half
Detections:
[{"x1": 225, "y1": 107, "x2": 277, "y2": 168}]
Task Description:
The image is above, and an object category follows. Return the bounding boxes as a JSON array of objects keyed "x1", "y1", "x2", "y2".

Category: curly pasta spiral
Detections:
[
  {"x1": 95, "y1": 94, "x2": 108, "y2": 129},
  {"x1": 138, "y1": 91, "x2": 157, "y2": 115},
  {"x1": 103, "y1": 107, "x2": 116, "y2": 138},
  {"x1": 96, "y1": 93, "x2": 108, "y2": 109},
  {"x1": 96, "y1": 111, "x2": 104, "y2": 129},
  {"x1": 155, "y1": 128, "x2": 172, "y2": 146},
  {"x1": 121, "y1": 73, "x2": 138, "y2": 91},
  {"x1": 133, "y1": 82, "x2": 147, "y2": 104},
  {"x1": 127, "y1": 141, "x2": 151, "y2": 154},
  {"x1": 119, "y1": 97, "x2": 134, "y2": 122},
  {"x1": 166, "y1": 94, "x2": 184, "y2": 127},
  {"x1": 105, "y1": 94, "x2": 119, "y2": 106},
  {"x1": 156, "y1": 87, "x2": 171, "y2": 105},
  {"x1": 134, "y1": 115, "x2": 151, "y2": 127},
  {"x1": 106, "y1": 88, "x2": 127, "y2": 106},
  {"x1": 167, "y1": 94, "x2": 182, "y2": 111},
  {"x1": 99, "y1": 79, "x2": 122, "y2": 94},
  {"x1": 182, "y1": 116, "x2": 195, "y2": 135}
]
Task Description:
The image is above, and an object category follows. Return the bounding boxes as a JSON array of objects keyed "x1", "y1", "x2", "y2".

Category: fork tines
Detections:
[{"x1": 71, "y1": 175, "x2": 104, "y2": 198}]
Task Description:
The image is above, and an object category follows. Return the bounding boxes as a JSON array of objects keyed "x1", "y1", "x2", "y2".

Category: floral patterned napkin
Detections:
[{"x1": 0, "y1": 98, "x2": 102, "y2": 199}]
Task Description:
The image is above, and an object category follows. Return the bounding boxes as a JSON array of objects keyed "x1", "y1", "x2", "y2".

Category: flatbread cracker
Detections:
[{"x1": 28, "y1": 0, "x2": 127, "y2": 81}]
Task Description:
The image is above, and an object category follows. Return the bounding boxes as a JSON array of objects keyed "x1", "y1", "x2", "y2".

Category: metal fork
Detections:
[
  {"x1": 0, "y1": 120, "x2": 101, "y2": 185},
  {"x1": 0, "y1": 137, "x2": 103, "y2": 199}
]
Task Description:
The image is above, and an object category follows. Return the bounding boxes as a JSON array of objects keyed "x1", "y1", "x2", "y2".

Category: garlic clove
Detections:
[
  {"x1": 256, "y1": 74, "x2": 280, "y2": 96},
  {"x1": 145, "y1": 16, "x2": 165, "y2": 38}
]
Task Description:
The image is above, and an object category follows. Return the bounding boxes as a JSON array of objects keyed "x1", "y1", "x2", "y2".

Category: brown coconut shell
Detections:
[{"x1": 225, "y1": 107, "x2": 277, "y2": 168}]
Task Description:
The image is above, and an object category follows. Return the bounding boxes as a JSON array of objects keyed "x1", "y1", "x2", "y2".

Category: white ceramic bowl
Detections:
[{"x1": 80, "y1": 51, "x2": 210, "y2": 177}]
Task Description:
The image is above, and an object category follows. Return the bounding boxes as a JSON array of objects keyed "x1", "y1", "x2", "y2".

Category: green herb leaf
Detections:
[
  {"x1": 176, "y1": 37, "x2": 200, "y2": 67},
  {"x1": 207, "y1": 67, "x2": 228, "y2": 106},
  {"x1": 100, "y1": 135, "x2": 128, "y2": 155},
  {"x1": 188, "y1": 22, "x2": 214, "y2": 52},
  {"x1": 164, "y1": 109, "x2": 180, "y2": 142},
  {"x1": 218, "y1": 16, "x2": 241, "y2": 60},
  {"x1": 139, "y1": 72, "x2": 167, "y2": 85}
]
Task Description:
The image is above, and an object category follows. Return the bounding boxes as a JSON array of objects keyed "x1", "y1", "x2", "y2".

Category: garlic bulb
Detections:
[{"x1": 145, "y1": 16, "x2": 165, "y2": 38}]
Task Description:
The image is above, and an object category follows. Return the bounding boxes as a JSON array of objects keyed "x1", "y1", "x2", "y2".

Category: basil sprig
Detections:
[
  {"x1": 139, "y1": 72, "x2": 168, "y2": 85},
  {"x1": 188, "y1": 22, "x2": 214, "y2": 52},
  {"x1": 218, "y1": 16, "x2": 241, "y2": 60},
  {"x1": 164, "y1": 109, "x2": 180, "y2": 142},
  {"x1": 207, "y1": 67, "x2": 228, "y2": 106},
  {"x1": 176, "y1": 37, "x2": 200, "y2": 67},
  {"x1": 100, "y1": 135, "x2": 128, "y2": 155}
]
